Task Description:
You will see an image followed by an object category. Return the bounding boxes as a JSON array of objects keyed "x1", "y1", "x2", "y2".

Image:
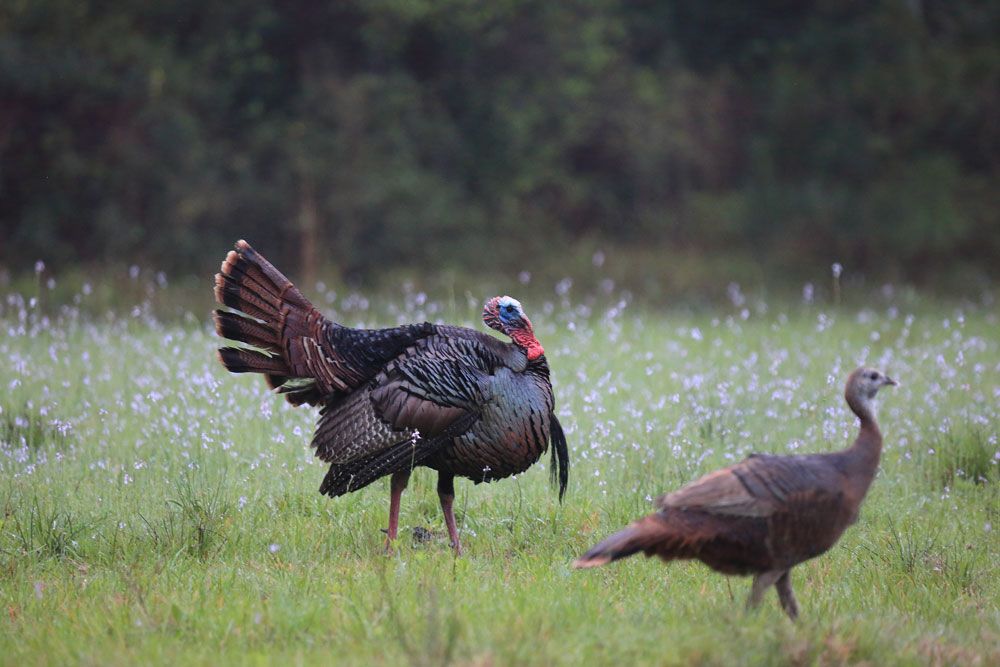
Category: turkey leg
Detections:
[
  {"x1": 384, "y1": 469, "x2": 411, "y2": 552},
  {"x1": 437, "y1": 473, "x2": 463, "y2": 555},
  {"x1": 775, "y1": 570, "x2": 799, "y2": 620},
  {"x1": 746, "y1": 570, "x2": 784, "y2": 613}
]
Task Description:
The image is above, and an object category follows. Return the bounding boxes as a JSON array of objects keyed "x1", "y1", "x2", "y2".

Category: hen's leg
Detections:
[
  {"x1": 775, "y1": 570, "x2": 799, "y2": 620},
  {"x1": 746, "y1": 570, "x2": 783, "y2": 612}
]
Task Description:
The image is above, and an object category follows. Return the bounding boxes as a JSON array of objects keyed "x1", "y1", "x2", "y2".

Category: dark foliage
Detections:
[{"x1": 2, "y1": 1, "x2": 998, "y2": 281}]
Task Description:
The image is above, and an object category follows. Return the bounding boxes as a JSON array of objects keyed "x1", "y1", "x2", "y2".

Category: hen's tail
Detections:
[
  {"x1": 573, "y1": 509, "x2": 768, "y2": 573},
  {"x1": 572, "y1": 510, "x2": 709, "y2": 569},
  {"x1": 572, "y1": 521, "x2": 655, "y2": 569}
]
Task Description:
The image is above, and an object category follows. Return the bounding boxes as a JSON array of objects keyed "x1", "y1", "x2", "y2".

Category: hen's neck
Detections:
[{"x1": 843, "y1": 393, "x2": 883, "y2": 496}]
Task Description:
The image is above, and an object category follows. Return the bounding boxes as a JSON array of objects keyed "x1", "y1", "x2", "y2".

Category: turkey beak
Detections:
[{"x1": 883, "y1": 376, "x2": 899, "y2": 387}]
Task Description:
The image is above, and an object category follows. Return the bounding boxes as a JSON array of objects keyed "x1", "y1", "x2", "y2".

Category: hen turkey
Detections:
[
  {"x1": 214, "y1": 240, "x2": 569, "y2": 554},
  {"x1": 573, "y1": 368, "x2": 897, "y2": 619}
]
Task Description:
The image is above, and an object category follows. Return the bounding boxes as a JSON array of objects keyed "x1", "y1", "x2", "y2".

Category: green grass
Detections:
[{"x1": 1, "y1": 283, "x2": 999, "y2": 665}]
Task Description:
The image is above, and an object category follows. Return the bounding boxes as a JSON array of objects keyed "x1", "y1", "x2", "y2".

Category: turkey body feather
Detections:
[
  {"x1": 214, "y1": 240, "x2": 568, "y2": 554},
  {"x1": 573, "y1": 368, "x2": 897, "y2": 620}
]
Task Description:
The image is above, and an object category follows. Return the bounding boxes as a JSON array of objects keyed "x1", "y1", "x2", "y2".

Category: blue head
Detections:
[{"x1": 482, "y1": 296, "x2": 544, "y2": 360}]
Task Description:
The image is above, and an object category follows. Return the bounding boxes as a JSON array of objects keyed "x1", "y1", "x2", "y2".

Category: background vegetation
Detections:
[{"x1": 3, "y1": 0, "x2": 999, "y2": 290}]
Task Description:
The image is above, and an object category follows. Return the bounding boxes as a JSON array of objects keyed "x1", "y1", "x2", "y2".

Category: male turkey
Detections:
[
  {"x1": 214, "y1": 240, "x2": 568, "y2": 554},
  {"x1": 573, "y1": 368, "x2": 897, "y2": 620}
]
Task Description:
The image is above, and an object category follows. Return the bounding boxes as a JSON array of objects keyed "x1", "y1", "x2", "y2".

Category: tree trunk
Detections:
[{"x1": 299, "y1": 178, "x2": 319, "y2": 290}]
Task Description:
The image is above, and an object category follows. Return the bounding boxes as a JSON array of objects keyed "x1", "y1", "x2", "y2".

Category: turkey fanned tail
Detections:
[{"x1": 214, "y1": 239, "x2": 438, "y2": 406}]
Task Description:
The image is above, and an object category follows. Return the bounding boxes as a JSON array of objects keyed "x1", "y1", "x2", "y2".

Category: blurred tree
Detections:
[{"x1": 0, "y1": 0, "x2": 997, "y2": 284}]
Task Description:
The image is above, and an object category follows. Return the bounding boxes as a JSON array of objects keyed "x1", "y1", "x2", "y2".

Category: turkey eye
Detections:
[
  {"x1": 505, "y1": 305, "x2": 515, "y2": 313},
  {"x1": 869, "y1": 372, "x2": 878, "y2": 380}
]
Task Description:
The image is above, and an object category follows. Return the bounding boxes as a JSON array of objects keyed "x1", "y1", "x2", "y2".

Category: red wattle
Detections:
[{"x1": 526, "y1": 340, "x2": 544, "y2": 360}]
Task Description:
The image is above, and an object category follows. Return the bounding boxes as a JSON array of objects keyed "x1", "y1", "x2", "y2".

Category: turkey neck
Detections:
[
  {"x1": 525, "y1": 356, "x2": 552, "y2": 382},
  {"x1": 841, "y1": 393, "x2": 883, "y2": 499}
]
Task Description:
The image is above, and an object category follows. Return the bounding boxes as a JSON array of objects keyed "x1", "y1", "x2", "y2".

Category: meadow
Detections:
[{"x1": 1, "y1": 273, "x2": 998, "y2": 665}]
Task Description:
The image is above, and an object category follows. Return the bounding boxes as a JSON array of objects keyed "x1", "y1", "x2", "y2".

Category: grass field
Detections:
[{"x1": 1, "y1": 278, "x2": 998, "y2": 665}]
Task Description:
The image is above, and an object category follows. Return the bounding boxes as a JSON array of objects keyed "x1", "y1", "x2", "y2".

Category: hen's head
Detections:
[{"x1": 845, "y1": 367, "x2": 897, "y2": 419}]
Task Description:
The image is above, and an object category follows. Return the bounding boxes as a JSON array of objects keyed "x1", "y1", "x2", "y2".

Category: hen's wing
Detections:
[{"x1": 657, "y1": 453, "x2": 843, "y2": 518}]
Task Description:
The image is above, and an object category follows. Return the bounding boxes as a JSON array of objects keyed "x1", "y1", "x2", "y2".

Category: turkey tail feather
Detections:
[
  {"x1": 214, "y1": 240, "x2": 321, "y2": 390},
  {"x1": 220, "y1": 241, "x2": 312, "y2": 310},
  {"x1": 214, "y1": 272, "x2": 280, "y2": 322},
  {"x1": 218, "y1": 347, "x2": 291, "y2": 375},
  {"x1": 214, "y1": 240, "x2": 316, "y2": 325},
  {"x1": 571, "y1": 524, "x2": 649, "y2": 568},
  {"x1": 214, "y1": 310, "x2": 279, "y2": 352},
  {"x1": 215, "y1": 241, "x2": 444, "y2": 406}
]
